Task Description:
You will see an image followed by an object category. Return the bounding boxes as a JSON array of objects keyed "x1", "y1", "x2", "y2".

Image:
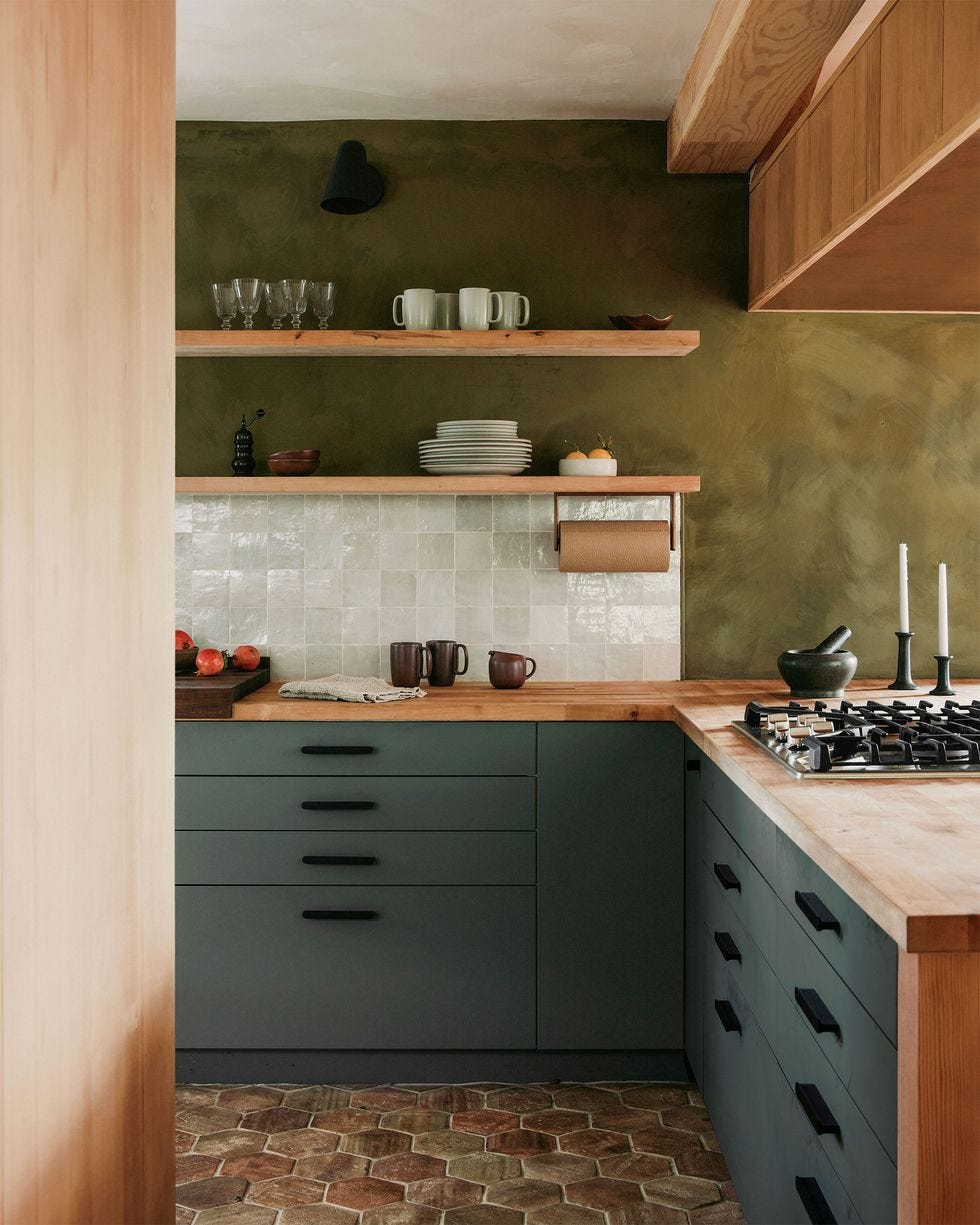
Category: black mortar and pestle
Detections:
[{"x1": 777, "y1": 625, "x2": 858, "y2": 698}]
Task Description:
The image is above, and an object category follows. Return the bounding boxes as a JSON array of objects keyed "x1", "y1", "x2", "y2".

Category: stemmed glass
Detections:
[
  {"x1": 232, "y1": 277, "x2": 264, "y2": 329},
  {"x1": 309, "y1": 281, "x2": 337, "y2": 329},
  {"x1": 211, "y1": 282, "x2": 238, "y2": 329},
  {"x1": 280, "y1": 278, "x2": 309, "y2": 329},
  {"x1": 263, "y1": 280, "x2": 289, "y2": 330}
]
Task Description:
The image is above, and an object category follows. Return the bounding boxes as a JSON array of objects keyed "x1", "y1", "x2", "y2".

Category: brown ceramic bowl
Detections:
[
  {"x1": 609, "y1": 313, "x2": 674, "y2": 330},
  {"x1": 175, "y1": 648, "x2": 197, "y2": 672},
  {"x1": 267, "y1": 449, "x2": 320, "y2": 476}
]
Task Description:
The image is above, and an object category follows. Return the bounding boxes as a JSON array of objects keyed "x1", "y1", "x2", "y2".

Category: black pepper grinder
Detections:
[{"x1": 231, "y1": 408, "x2": 266, "y2": 476}]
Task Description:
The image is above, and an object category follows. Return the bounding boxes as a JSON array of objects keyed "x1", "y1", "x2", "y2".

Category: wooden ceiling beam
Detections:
[{"x1": 668, "y1": 0, "x2": 865, "y2": 173}]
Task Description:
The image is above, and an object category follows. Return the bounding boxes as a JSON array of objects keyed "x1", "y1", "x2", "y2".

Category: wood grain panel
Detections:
[
  {"x1": 0, "y1": 3, "x2": 175, "y2": 1222},
  {"x1": 942, "y1": 0, "x2": 980, "y2": 131},
  {"x1": 879, "y1": 0, "x2": 944, "y2": 185},
  {"x1": 175, "y1": 475, "x2": 700, "y2": 495}
]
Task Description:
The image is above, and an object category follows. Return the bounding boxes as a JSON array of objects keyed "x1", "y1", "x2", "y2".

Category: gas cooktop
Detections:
[{"x1": 733, "y1": 698, "x2": 980, "y2": 777}]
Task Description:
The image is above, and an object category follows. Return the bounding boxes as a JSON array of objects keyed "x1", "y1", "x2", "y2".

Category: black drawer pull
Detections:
[
  {"x1": 686, "y1": 759, "x2": 701, "y2": 772},
  {"x1": 302, "y1": 801, "x2": 377, "y2": 811},
  {"x1": 795, "y1": 1082, "x2": 841, "y2": 1137},
  {"x1": 795, "y1": 987, "x2": 841, "y2": 1037},
  {"x1": 714, "y1": 999, "x2": 742, "y2": 1033},
  {"x1": 301, "y1": 745, "x2": 375, "y2": 755},
  {"x1": 713, "y1": 862, "x2": 741, "y2": 891},
  {"x1": 713, "y1": 931, "x2": 742, "y2": 962},
  {"x1": 795, "y1": 890, "x2": 841, "y2": 934},
  {"x1": 302, "y1": 909, "x2": 378, "y2": 920},
  {"x1": 795, "y1": 1176, "x2": 837, "y2": 1225},
  {"x1": 302, "y1": 855, "x2": 377, "y2": 866}
]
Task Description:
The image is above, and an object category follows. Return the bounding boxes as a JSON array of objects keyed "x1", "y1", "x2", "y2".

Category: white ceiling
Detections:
[{"x1": 176, "y1": 0, "x2": 714, "y2": 121}]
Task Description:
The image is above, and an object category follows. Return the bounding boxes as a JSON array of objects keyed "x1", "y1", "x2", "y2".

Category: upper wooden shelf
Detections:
[
  {"x1": 175, "y1": 475, "x2": 701, "y2": 495},
  {"x1": 174, "y1": 329, "x2": 700, "y2": 358}
]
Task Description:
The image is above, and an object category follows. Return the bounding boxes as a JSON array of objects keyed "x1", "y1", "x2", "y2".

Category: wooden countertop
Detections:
[{"x1": 218, "y1": 680, "x2": 980, "y2": 953}]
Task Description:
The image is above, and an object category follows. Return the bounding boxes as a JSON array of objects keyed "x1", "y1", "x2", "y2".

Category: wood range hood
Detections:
[{"x1": 668, "y1": 0, "x2": 980, "y2": 313}]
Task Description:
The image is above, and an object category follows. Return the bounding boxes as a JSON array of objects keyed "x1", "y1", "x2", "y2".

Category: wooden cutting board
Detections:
[{"x1": 175, "y1": 658, "x2": 271, "y2": 719}]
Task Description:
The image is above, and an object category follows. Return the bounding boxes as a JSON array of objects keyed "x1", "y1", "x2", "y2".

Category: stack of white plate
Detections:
[{"x1": 419, "y1": 419, "x2": 532, "y2": 475}]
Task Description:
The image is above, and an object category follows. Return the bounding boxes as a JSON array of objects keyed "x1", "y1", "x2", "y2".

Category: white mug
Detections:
[
  {"x1": 491, "y1": 291, "x2": 530, "y2": 330},
  {"x1": 435, "y1": 292, "x2": 460, "y2": 329},
  {"x1": 393, "y1": 288, "x2": 436, "y2": 329},
  {"x1": 459, "y1": 287, "x2": 502, "y2": 331}
]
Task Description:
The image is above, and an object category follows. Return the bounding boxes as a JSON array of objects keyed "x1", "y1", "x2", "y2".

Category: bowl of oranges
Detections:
[{"x1": 558, "y1": 435, "x2": 617, "y2": 476}]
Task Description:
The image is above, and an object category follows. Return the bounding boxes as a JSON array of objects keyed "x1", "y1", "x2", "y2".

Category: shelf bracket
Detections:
[{"x1": 554, "y1": 491, "x2": 680, "y2": 551}]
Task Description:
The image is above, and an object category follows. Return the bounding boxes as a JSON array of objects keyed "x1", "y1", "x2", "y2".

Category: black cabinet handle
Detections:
[
  {"x1": 795, "y1": 1176, "x2": 837, "y2": 1225},
  {"x1": 302, "y1": 855, "x2": 377, "y2": 866},
  {"x1": 686, "y1": 759, "x2": 701, "y2": 772},
  {"x1": 795, "y1": 987, "x2": 841, "y2": 1037},
  {"x1": 301, "y1": 745, "x2": 375, "y2": 755},
  {"x1": 714, "y1": 999, "x2": 742, "y2": 1033},
  {"x1": 714, "y1": 931, "x2": 742, "y2": 963},
  {"x1": 302, "y1": 909, "x2": 378, "y2": 920},
  {"x1": 795, "y1": 890, "x2": 841, "y2": 934},
  {"x1": 795, "y1": 1082, "x2": 841, "y2": 1137},
  {"x1": 713, "y1": 862, "x2": 741, "y2": 891},
  {"x1": 302, "y1": 800, "x2": 377, "y2": 811}
]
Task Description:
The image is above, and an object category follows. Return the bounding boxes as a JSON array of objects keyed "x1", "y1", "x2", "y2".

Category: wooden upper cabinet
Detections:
[{"x1": 748, "y1": 0, "x2": 980, "y2": 312}]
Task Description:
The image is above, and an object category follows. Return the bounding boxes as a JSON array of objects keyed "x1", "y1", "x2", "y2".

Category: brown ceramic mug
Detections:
[
  {"x1": 426, "y1": 640, "x2": 469, "y2": 687},
  {"x1": 389, "y1": 641, "x2": 430, "y2": 688},
  {"x1": 488, "y1": 650, "x2": 537, "y2": 689}
]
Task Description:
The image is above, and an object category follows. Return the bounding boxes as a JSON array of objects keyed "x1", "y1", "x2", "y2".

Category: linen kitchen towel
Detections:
[{"x1": 279, "y1": 674, "x2": 426, "y2": 703}]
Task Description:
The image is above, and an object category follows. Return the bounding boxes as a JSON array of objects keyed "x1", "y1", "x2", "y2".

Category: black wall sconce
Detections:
[{"x1": 320, "y1": 140, "x2": 384, "y2": 214}]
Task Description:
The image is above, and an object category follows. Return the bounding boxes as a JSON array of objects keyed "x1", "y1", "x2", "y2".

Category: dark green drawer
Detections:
[
  {"x1": 176, "y1": 721, "x2": 535, "y2": 777},
  {"x1": 176, "y1": 775, "x2": 535, "y2": 831},
  {"x1": 176, "y1": 885, "x2": 535, "y2": 1049},
  {"x1": 703, "y1": 863, "x2": 778, "y2": 1041},
  {"x1": 702, "y1": 758, "x2": 897, "y2": 1043},
  {"x1": 176, "y1": 831, "x2": 535, "y2": 885}
]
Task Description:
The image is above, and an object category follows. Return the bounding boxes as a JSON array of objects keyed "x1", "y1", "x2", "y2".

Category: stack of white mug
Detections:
[{"x1": 392, "y1": 288, "x2": 530, "y2": 331}]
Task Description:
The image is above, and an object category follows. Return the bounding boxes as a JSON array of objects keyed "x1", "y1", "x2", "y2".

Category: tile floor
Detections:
[{"x1": 175, "y1": 1083, "x2": 743, "y2": 1225}]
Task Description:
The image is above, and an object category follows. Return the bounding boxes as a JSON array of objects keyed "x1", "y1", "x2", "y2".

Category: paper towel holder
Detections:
[{"x1": 553, "y1": 491, "x2": 679, "y2": 552}]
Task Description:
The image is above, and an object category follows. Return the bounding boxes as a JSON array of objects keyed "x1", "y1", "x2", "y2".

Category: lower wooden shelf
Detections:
[{"x1": 175, "y1": 475, "x2": 701, "y2": 495}]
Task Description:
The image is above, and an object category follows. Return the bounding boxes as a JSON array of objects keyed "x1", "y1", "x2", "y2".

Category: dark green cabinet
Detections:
[
  {"x1": 536, "y1": 722, "x2": 684, "y2": 1049},
  {"x1": 684, "y1": 743, "x2": 704, "y2": 1083}
]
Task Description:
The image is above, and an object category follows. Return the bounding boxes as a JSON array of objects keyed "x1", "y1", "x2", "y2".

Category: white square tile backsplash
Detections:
[{"x1": 175, "y1": 494, "x2": 682, "y2": 682}]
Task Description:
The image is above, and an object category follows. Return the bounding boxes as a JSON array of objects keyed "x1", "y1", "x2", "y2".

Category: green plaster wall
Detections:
[{"x1": 176, "y1": 120, "x2": 979, "y2": 679}]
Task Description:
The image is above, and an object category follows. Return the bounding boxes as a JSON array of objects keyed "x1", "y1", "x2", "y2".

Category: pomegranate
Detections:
[
  {"x1": 175, "y1": 629, "x2": 195, "y2": 650},
  {"x1": 231, "y1": 644, "x2": 261, "y2": 671},
  {"x1": 195, "y1": 648, "x2": 226, "y2": 676}
]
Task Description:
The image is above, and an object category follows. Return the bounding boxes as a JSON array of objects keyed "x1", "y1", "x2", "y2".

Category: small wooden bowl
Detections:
[
  {"x1": 609, "y1": 313, "x2": 674, "y2": 330},
  {"x1": 267, "y1": 449, "x2": 320, "y2": 476},
  {"x1": 175, "y1": 648, "x2": 197, "y2": 673}
]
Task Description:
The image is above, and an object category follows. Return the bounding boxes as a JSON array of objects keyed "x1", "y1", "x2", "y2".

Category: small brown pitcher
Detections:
[
  {"x1": 426, "y1": 640, "x2": 469, "y2": 687},
  {"x1": 389, "y1": 641, "x2": 431, "y2": 688},
  {"x1": 488, "y1": 650, "x2": 537, "y2": 689}
]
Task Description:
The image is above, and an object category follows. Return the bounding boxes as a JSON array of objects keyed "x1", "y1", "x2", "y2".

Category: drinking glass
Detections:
[
  {"x1": 263, "y1": 280, "x2": 289, "y2": 330},
  {"x1": 280, "y1": 278, "x2": 309, "y2": 329},
  {"x1": 309, "y1": 281, "x2": 337, "y2": 329},
  {"x1": 232, "y1": 277, "x2": 264, "y2": 329},
  {"x1": 211, "y1": 282, "x2": 238, "y2": 330}
]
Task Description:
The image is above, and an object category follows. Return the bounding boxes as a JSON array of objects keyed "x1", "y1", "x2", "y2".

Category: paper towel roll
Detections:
[{"x1": 558, "y1": 519, "x2": 670, "y2": 573}]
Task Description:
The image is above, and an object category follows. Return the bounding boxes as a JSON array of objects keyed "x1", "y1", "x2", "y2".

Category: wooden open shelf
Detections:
[
  {"x1": 175, "y1": 329, "x2": 700, "y2": 357},
  {"x1": 175, "y1": 475, "x2": 701, "y2": 495}
]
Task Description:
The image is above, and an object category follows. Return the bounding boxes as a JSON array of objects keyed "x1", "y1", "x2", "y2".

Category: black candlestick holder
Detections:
[
  {"x1": 887, "y1": 630, "x2": 919, "y2": 691},
  {"x1": 929, "y1": 655, "x2": 955, "y2": 697}
]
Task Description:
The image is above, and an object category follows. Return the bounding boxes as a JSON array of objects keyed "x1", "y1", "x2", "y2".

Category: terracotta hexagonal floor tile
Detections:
[
  {"x1": 447, "y1": 1152, "x2": 521, "y2": 1184},
  {"x1": 525, "y1": 1206, "x2": 604, "y2": 1225},
  {"x1": 720, "y1": 1180, "x2": 739, "y2": 1201},
  {"x1": 176, "y1": 1153, "x2": 220, "y2": 1184},
  {"x1": 325, "y1": 1177, "x2": 404, "y2": 1210},
  {"x1": 642, "y1": 1175, "x2": 722, "y2": 1210},
  {"x1": 565, "y1": 1178, "x2": 644, "y2": 1210},
  {"x1": 630, "y1": 1126, "x2": 702, "y2": 1158},
  {"x1": 486, "y1": 1087, "x2": 552, "y2": 1113},
  {"x1": 243, "y1": 1106, "x2": 312, "y2": 1134},
  {"x1": 660, "y1": 1106, "x2": 711, "y2": 1134},
  {"x1": 371, "y1": 1153, "x2": 446, "y2": 1183},
  {"x1": 452, "y1": 1109, "x2": 520, "y2": 1135},
  {"x1": 217, "y1": 1087, "x2": 284, "y2": 1112},
  {"x1": 284, "y1": 1087, "x2": 353, "y2": 1113},
  {"x1": 552, "y1": 1088, "x2": 621, "y2": 1112},
  {"x1": 405, "y1": 1177, "x2": 484, "y2": 1209},
  {"x1": 558, "y1": 1129, "x2": 630, "y2": 1158},
  {"x1": 412, "y1": 1129, "x2": 484, "y2": 1159},
  {"x1": 443, "y1": 1206, "x2": 523, "y2": 1225},
  {"x1": 606, "y1": 1204, "x2": 686, "y2": 1225},
  {"x1": 521, "y1": 1109, "x2": 588, "y2": 1135},
  {"x1": 487, "y1": 1128, "x2": 557, "y2": 1158},
  {"x1": 673, "y1": 1150, "x2": 730, "y2": 1181},
  {"x1": 351, "y1": 1087, "x2": 419, "y2": 1111},
  {"x1": 278, "y1": 1208, "x2": 359, "y2": 1225},
  {"x1": 195, "y1": 1205, "x2": 278, "y2": 1225},
  {"x1": 621, "y1": 1087, "x2": 689, "y2": 1110},
  {"x1": 339, "y1": 1127, "x2": 413, "y2": 1157},
  {"x1": 175, "y1": 1130, "x2": 194, "y2": 1154},
  {"x1": 177, "y1": 1086, "x2": 220, "y2": 1109},
  {"x1": 268, "y1": 1128, "x2": 339, "y2": 1158},
  {"x1": 362, "y1": 1204, "x2": 440, "y2": 1225},
  {"x1": 247, "y1": 1176, "x2": 327, "y2": 1208},
  {"x1": 598, "y1": 1154, "x2": 673, "y2": 1183},
  {"x1": 689, "y1": 1202, "x2": 746, "y2": 1224},
  {"x1": 703, "y1": 1129, "x2": 722, "y2": 1153},
  {"x1": 221, "y1": 1152, "x2": 296, "y2": 1182},
  {"x1": 176, "y1": 1176, "x2": 248, "y2": 1210},
  {"x1": 175, "y1": 1106, "x2": 242, "y2": 1135},
  {"x1": 484, "y1": 1177, "x2": 562, "y2": 1211},
  {"x1": 294, "y1": 1152, "x2": 369, "y2": 1182},
  {"x1": 417, "y1": 1087, "x2": 483, "y2": 1113},
  {"x1": 194, "y1": 1129, "x2": 268, "y2": 1158},
  {"x1": 590, "y1": 1108, "x2": 661, "y2": 1133},
  {"x1": 312, "y1": 1108, "x2": 381, "y2": 1133},
  {"x1": 688, "y1": 1088, "x2": 706, "y2": 1107},
  {"x1": 522, "y1": 1153, "x2": 598, "y2": 1185},
  {"x1": 381, "y1": 1108, "x2": 449, "y2": 1135}
]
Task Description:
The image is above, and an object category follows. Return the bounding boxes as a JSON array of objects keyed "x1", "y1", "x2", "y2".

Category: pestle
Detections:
[{"x1": 807, "y1": 625, "x2": 852, "y2": 654}]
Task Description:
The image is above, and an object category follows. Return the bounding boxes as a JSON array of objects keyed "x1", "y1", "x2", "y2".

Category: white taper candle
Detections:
[
  {"x1": 937, "y1": 562, "x2": 949, "y2": 656},
  {"x1": 898, "y1": 543, "x2": 910, "y2": 633}
]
